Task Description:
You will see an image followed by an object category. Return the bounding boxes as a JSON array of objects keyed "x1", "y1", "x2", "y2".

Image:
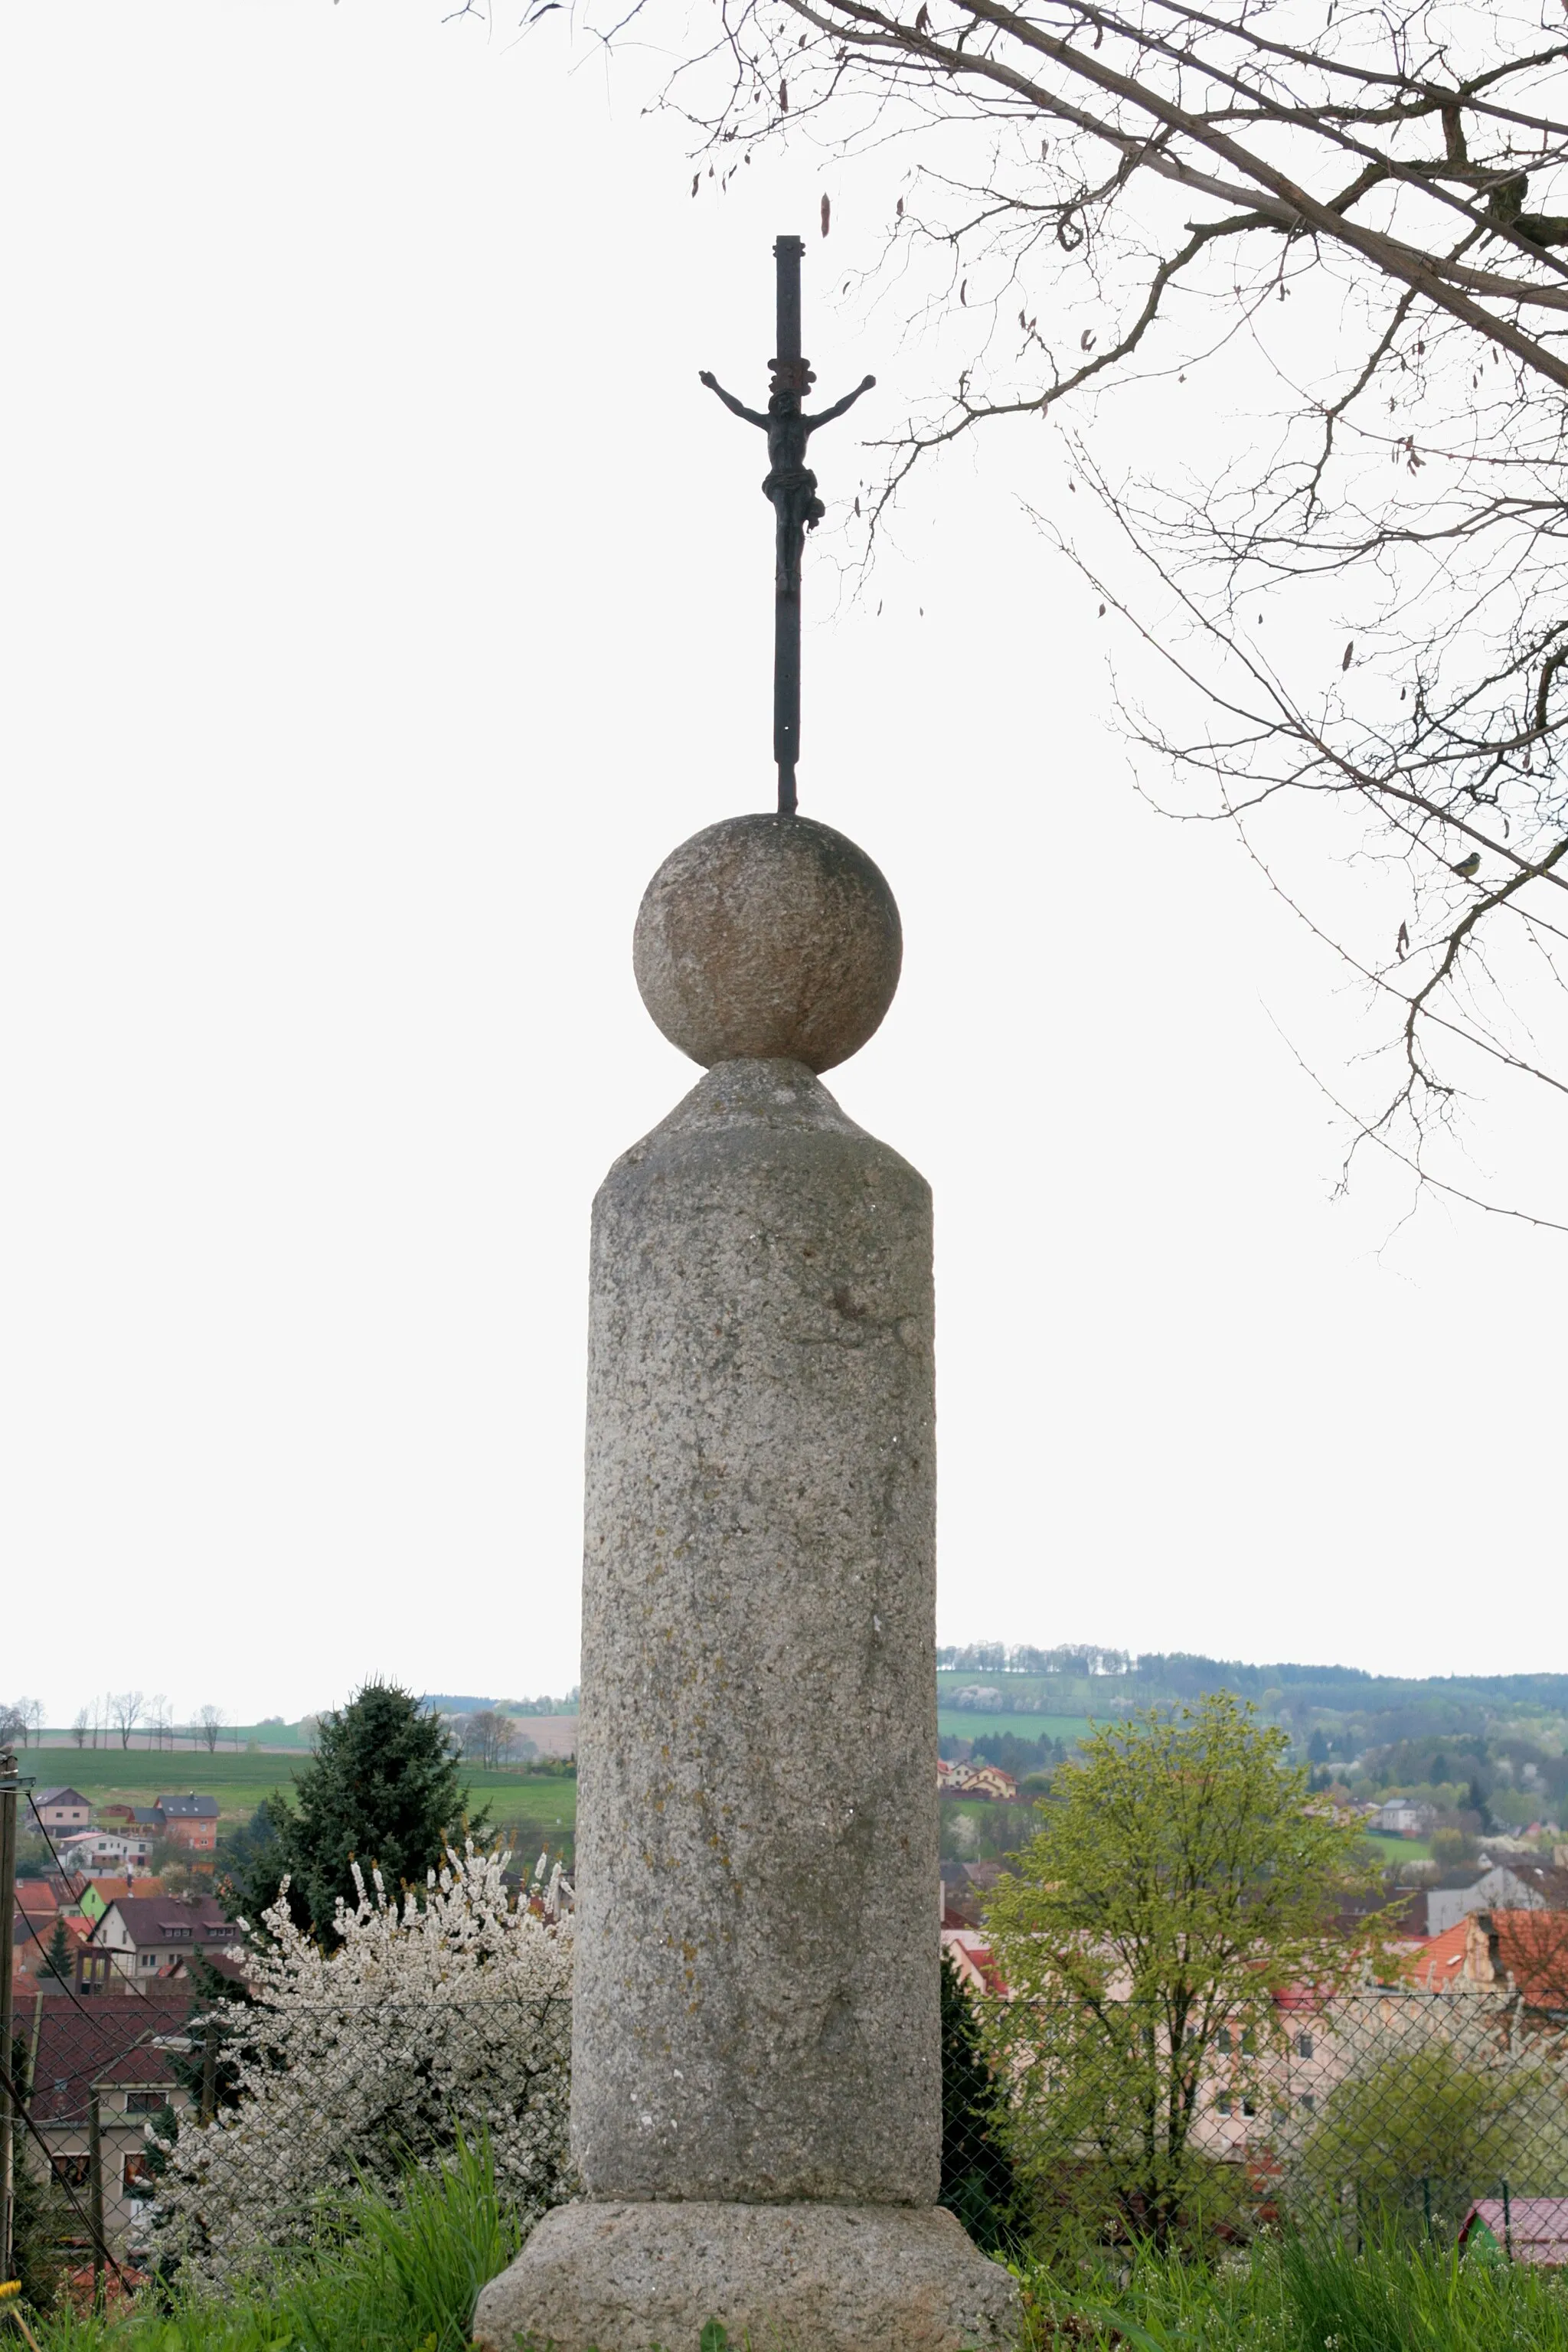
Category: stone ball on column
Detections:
[{"x1": 632, "y1": 813, "x2": 903, "y2": 1073}]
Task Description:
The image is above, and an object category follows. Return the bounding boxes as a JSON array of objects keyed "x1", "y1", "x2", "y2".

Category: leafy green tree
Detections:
[
  {"x1": 939, "y1": 1949, "x2": 1024, "y2": 2256},
  {"x1": 1300, "y1": 2041, "x2": 1537, "y2": 2239},
  {"x1": 985, "y1": 1694, "x2": 1386, "y2": 2255},
  {"x1": 230, "y1": 1682, "x2": 485, "y2": 1944}
]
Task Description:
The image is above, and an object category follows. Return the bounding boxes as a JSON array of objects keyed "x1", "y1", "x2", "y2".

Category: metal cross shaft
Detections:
[{"x1": 699, "y1": 234, "x2": 875, "y2": 815}]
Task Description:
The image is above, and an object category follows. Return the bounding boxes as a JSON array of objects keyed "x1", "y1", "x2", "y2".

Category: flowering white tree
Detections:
[{"x1": 149, "y1": 1842, "x2": 573, "y2": 2275}]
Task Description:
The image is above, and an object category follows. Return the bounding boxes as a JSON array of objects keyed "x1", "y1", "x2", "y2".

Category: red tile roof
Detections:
[
  {"x1": 22, "y1": 1994, "x2": 193, "y2": 2125},
  {"x1": 86, "y1": 1895, "x2": 234, "y2": 1949},
  {"x1": 1406, "y1": 1920, "x2": 1470, "y2": 1988},
  {"x1": 1495, "y1": 1912, "x2": 1568, "y2": 2012},
  {"x1": 1461, "y1": 2199, "x2": 1568, "y2": 2266}
]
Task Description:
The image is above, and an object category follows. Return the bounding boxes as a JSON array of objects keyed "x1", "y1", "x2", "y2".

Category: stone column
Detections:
[{"x1": 475, "y1": 815, "x2": 1017, "y2": 2352}]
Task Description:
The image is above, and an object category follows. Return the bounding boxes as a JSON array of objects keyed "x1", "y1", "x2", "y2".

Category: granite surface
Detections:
[
  {"x1": 472, "y1": 2198, "x2": 1019, "y2": 2352},
  {"x1": 632, "y1": 813, "x2": 902, "y2": 1073}
]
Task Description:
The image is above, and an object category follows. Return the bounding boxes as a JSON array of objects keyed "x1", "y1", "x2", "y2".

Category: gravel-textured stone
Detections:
[
  {"x1": 570, "y1": 1056, "x2": 939, "y2": 2203},
  {"x1": 632, "y1": 814, "x2": 902, "y2": 1073},
  {"x1": 471, "y1": 2197, "x2": 1018, "y2": 2352},
  {"x1": 474, "y1": 832, "x2": 1018, "y2": 2351}
]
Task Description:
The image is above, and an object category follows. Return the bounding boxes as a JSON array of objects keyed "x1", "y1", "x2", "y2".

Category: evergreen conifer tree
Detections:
[
  {"x1": 939, "y1": 1948, "x2": 1023, "y2": 2256},
  {"x1": 232, "y1": 1681, "x2": 485, "y2": 1942},
  {"x1": 41, "y1": 1916, "x2": 73, "y2": 1983}
]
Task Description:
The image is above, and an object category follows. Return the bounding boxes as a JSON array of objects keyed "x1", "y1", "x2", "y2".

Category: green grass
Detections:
[
  {"x1": 940, "y1": 1712, "x2": 1099, "y2": 1749},
  {"x1": 938, "y1": 1710, "x2": 1095, "y2": 1745},
  {"x1": 23, "y1": 2215, "x2": 1568, "y2": 2352},
  {"x1": 1021, "y1": 2234, "x2": 1568, "y2": 2350},
  {"x1": 1364, "y1": 1829, "x2": 1436, "y2": 1864},
  {"x1": 21, "y1": 1747, "x2": 577, "y2": 1837},
  {"x1": 23, "y1": 2136, "x2": 518, "y2": 2352}
]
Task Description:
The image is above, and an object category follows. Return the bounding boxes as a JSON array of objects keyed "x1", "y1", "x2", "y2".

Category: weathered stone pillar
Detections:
[{"x1": 475, "y1": 815, "x2": 1016, "y2": 2352}]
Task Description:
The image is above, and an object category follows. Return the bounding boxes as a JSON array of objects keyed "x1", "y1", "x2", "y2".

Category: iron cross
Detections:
[{"x1": 701, "y1": 234, "x2": 875, "y2": 815}]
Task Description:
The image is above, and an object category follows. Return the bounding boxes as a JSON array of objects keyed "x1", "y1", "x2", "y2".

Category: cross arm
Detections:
[
  {"x1": 699, "y1": 371, "x2": 769, "y2": 428},
  {"x1": 805, "y1": 374, "x2": 877, "y2": 430}
]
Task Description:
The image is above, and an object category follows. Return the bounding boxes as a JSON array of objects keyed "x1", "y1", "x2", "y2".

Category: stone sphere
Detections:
[{"x1": 632, "y1": 813, "x2": 903, "y2": 1073}]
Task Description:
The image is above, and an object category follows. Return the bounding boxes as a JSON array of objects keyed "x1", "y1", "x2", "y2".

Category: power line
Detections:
[
  {"x1": 15, "y1": 1803, "x2": 152, "y2": 2038},
  {"x1": 0, "y1": 2051, "x2": 132, "y2": 2298}
]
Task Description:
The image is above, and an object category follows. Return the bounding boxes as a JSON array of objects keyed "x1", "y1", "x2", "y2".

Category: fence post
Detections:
[
  {"x1": 88, "y1": 2091, "x2": 104, "y2": 2306},
  {"x1": 1422, "y1": 2175, "x2": 1432, "y2": 2242},
  {"x1": 1502, "y1": 2179, "x2": 1512, "y2": 2263}
]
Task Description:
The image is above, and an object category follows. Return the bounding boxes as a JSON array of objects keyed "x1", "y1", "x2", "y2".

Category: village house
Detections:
[
  {"x1": 54, "y1": 1829, "x2": 155, "y2": 1879},
  {"x1": 93, "y1": 1794, "x2": 220, "y2": 1851},
  {"x1": 79, "y1": 1877, "x2": 166, "y2": 1925},
  {"x1": 1409, "y1": 1908, "x2": 1568, "y2": 2020},
  {"x1": 1427, "y1": 1857, "x2": 1568, "y2": 1936},
  {"x1": 15, "y1": 1905, "x2": 92, "y2": 1988},
  {"x1": 19, "y1": 1989, "x2": 194, "y2": 2245},
  {"x1": 940, "y1": 1923, "x2": 1007, "y2": 1998},
  {"x1": 1371, "y1": 1798, "x2": 1433, "y2": 1838},
  {"x1": 6, "y1": 1880, "x2": 86, "y2": 1990},
  {"x1": 154, "y1": 1792, "x2": 220, "y2": 1852},
  {"x1": 937, "y1": 1758, "x2": 1018, "y2": 1802},
  {"x1": 1459, "y1": 2198, "x2": 1568, "y2": 2266},
  {"x1": 80, "y1": 1893, "x2": 241, "y2": 1991},
  {"x1": 15, "y1": 1880, "x2": 60, "y2": 1945},
  {"x1": 32, "y1": 1786, "x2": 93, "y2": 1831}
]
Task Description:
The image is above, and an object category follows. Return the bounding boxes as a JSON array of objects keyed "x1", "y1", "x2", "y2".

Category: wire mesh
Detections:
[
  {"x1": 8, "y1": 1982, "x2": 573, "y2": 2286},
  {"x1": 10, "y1": 1913, "x2": 1568, "y2": 2283},
  {"x1": 941, "y1": 1972, "x2": 1568, "y2": 2258}
]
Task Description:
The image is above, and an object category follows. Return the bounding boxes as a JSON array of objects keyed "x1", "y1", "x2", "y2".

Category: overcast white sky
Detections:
[{"x1": 3, "y1": 0, "x2": 1564, "y2": 1728}]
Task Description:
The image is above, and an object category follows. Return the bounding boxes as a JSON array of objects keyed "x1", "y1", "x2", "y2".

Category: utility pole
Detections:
[{"x1": 1, "y1": 1743, "x2": 36, "y2": 2286}]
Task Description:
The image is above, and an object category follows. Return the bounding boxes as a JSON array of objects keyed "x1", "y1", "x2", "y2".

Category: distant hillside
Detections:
[
  {"x1": 420, "y1": 1692, "x2": 580, "y2": 1717},
  {"x1": 936, "y1": 1647, "x2": 1568, "y2": 1754}
]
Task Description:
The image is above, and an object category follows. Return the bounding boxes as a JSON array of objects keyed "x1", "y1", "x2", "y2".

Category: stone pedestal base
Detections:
[{"x1": 472, "y1": 2199, "x2": 1019, "y2": 2352}]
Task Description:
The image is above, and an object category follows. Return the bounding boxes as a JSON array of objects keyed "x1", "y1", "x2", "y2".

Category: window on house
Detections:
[
  {"x1": 1241, "y1": 2028, "x2": 1257, "y2": 2056},
  {"x1": 1217, "y1": 2096, "x2": 1233, "y2": 2117},
  {"x1": 122, "y1": 2153, "x2": 155, "y2": 2193},
  {"x1": 139, "y1": 1953, "x2": 155, "y2": 1968},
  {"x1": 1299, "y1": 2094, "x2": 1315, "y2": 2113},
  {"x1": 126, "y1": 2091, "x2": 165, "y2": 2115},
  {"x1": 1217, "y1": 2028, "x2": 1233, "y2": 2054},
  {"x1": 1295, "y1": 2032, "x2": 1314, "y2": 2060},
  {"x1": 53, "y1": 2154, "x2": 91, "y2": 2189},
  {"x1": 1241, "y1": 2099, "x2": 1256, "y2": 2118}
]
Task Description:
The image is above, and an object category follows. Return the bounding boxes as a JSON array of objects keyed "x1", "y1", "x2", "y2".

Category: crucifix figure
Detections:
[{"x1": 701, "y1": 234, "x2": 875, "y2": 815}]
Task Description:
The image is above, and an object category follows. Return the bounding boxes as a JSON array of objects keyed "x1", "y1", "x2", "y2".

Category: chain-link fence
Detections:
[
  {"x1": 941, "y1": 1968, "x2": 1568, "y2": 2260},
  {"x1": 8, "y1": 1981, "x2": 572, "y2": 2295},
  {"x1": 12, "y1": 1932, "x2": 1568, "y2": 2295}
]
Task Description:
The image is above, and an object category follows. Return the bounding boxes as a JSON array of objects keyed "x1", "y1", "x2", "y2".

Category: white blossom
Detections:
[{"x1": 148, "y1": 1841, "x2": 573, "y2": 2275}]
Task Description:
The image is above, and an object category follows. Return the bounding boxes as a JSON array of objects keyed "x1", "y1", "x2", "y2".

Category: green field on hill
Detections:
[
  {"x1": 20, "y1": 1746, "x2": 577, "y2": 1839},
  {"x1": 936, "y1": 1709, "x2": 1094, "y2": 1745},
  {"x1": 1364, "y1": 1827, "x2": 1436, "y2": 1863}
]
